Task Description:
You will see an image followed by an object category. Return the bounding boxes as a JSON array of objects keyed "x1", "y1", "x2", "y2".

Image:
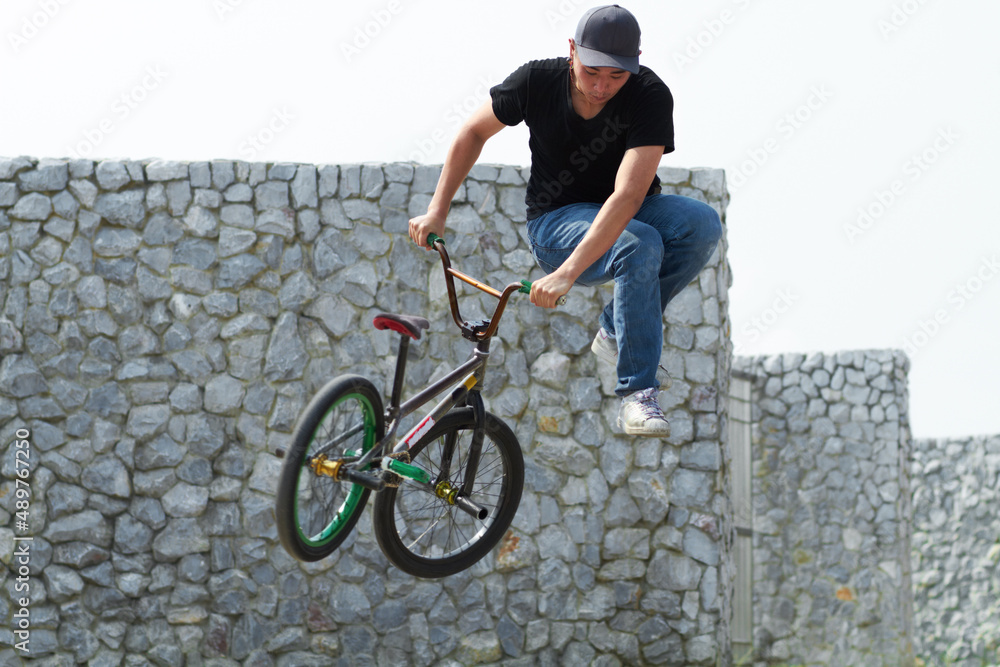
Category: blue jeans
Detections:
[{"x1": 526, "y1": 194, "x2": 722, "y2": 396}]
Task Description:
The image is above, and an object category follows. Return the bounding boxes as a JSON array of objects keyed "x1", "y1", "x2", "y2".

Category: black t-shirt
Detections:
[{"x1": 490, "y1": 58, "x2": 674, "y2": 220}]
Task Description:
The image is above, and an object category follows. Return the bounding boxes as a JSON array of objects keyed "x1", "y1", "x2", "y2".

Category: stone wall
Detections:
[
  {"x1": 0, "y1": 156, "x2": 733, "y2": 665},
  {"x1": 733, "y1": 351, "x2": 915, "y2": 666},
  {"x1": 911, "y1": 434, "x2": 1000, "y2": 666}
]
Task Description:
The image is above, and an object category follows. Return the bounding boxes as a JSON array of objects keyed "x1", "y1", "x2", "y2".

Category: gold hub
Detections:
[
  {"x1": 435, "y1": 480, "x2": 458, "y2": 504},
  {"x1": 310, "y1": 454, "x2": 342, "y2": 479}
]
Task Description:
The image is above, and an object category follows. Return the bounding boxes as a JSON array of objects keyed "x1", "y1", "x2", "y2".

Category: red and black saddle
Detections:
[{"x1": 372, "y1": 313, "x2": 430, "y2": 341}]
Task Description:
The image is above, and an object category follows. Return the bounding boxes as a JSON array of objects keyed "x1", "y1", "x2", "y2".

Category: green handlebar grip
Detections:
[
  {"x1": 520, "y1": 280, "x2": 567, "y2": 306},
  {"x1": 427, "y1": 233, "x2": 445, "y2": 248}
]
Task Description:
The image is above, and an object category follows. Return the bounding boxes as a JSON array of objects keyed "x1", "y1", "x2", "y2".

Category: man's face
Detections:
[{"x1": 569, "y1": 41, "x2": 632, "y2": 105}]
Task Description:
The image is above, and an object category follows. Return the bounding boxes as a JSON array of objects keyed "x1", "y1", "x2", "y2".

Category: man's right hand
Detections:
[{"x1": 408, "y1": 213, "x2": 446, "y2": 249}]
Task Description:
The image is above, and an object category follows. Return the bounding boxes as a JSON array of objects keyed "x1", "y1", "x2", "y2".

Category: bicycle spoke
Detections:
[
  {"x1": 373, "y1": 411, "x2": 523, "y2": 578},
  {"x1": 393, "y1": 441, "x2": 500, "y2": 558},
  {"x1": 276, "y1": 376, "x2": 383, "y2": 562},
  {"x1": 313, "y1": 420, "x2": 365, "y2": 458},
  {"x1": 404, "y1": 509, "x2": 449, "y2": 551}
]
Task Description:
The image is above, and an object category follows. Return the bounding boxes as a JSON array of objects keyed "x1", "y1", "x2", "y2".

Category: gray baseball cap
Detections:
[{"x1": 574, "y1": 5, "x2": 641, "y2": 74}]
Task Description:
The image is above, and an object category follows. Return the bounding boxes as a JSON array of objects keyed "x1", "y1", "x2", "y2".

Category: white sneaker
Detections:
[
  {"x1": 619, "y1": 388, "x2": 671, "y2": 437},
  {"x1": 591, "y1": 328, "x2": 672, "y2": 388},
  {"x1": 591, "y1": 327, "x2": 618, "y2": 367}
]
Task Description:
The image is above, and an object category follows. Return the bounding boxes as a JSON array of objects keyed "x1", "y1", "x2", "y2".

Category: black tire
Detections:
[
  {"x1": 276, "y1": 375, "x2": 384, "y2": 562},
  {"x1": 373, "y1": 409, "x2": 523, "y2": 578}
]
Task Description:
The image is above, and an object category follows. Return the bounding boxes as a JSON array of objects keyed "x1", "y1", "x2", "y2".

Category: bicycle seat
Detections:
[{"x1": 373, "y1": 313, "x2": 430, "y2": 341}]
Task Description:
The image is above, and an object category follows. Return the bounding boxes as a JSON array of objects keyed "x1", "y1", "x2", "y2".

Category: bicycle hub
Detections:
[
  {"x1": 435, "y1": 480, "x2": 459, "y2": 504},
  {"x1": 310, "y1": 454, "x2": 342, "y2": 479}
]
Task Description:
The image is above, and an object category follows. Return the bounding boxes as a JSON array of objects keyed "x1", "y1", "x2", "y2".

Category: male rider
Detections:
[{"x1": 409, "y1": 5, "x2": 722, "y2": 437}]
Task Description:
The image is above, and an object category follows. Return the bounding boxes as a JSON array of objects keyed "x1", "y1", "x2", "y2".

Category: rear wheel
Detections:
[
  {"x1": 373, "y1": 409, "x2": 523, "y2": 578},
  {"x1": 275, "y1": 375, "x2": 383, "y2": 561}
]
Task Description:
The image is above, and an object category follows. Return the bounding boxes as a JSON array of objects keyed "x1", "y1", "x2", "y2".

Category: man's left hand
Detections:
[{"x1": 529, "y1": 272, "x2": 573, "y2": 309}]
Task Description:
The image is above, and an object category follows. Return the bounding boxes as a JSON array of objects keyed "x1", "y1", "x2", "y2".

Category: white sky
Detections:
[{"x1": 3, "y1": 0, "x2": 998, "y2": 439}]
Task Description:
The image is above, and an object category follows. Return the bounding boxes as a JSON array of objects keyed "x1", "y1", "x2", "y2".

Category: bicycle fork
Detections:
[
  {"x1": 430, "y1": 390, "x2": 489, "y2": 521},
  {"x1": 386, "y1": 380, "x2": 490, "y2": 521}
]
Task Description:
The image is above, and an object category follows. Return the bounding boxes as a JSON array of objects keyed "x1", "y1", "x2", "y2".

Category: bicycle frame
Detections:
[{"x1": 339, "y1": 237, "x2": 528, "y2": 518}]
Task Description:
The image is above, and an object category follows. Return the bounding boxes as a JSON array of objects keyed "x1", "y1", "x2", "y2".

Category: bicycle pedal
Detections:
[
  {"x1": 388, "y1": 451, "x2": 411, "y2": 464},
  {"x1": 383, "y1": 472, "x2": 403, "y2": 488}
]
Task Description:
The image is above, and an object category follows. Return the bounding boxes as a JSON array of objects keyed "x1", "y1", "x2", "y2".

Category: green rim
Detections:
[{"x1": 294, "y1": 392, "x2": 377, "y2": 547}]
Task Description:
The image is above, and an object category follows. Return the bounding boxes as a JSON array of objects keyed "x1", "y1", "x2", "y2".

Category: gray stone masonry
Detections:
[
  {"x1": 0, "y1": 157, "x2": 733, "y2": 665},
  {"x1": 911, "y1": 435, "x2": 1000, "y2": 667},
  {"x1": 734, "y1": 352, "x2": 916, "y2": 667}
]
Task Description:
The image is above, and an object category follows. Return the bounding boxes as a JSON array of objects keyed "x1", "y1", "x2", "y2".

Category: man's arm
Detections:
[
  {"x1": 529, "y1": 144, "x2": 665, "y2": 308},
  {"x1": 408, "y1": 101, "x2": 507, "y2": 248}
]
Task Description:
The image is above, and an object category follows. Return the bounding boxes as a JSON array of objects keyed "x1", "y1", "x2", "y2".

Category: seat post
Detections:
[{"x1": 389, "y1": 334, "x2": 410, "y2": 410}]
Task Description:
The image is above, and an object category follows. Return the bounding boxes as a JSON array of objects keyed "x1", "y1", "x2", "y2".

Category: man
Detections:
[{"x1": 409, "y1": 5, "x2": 722, "y2": 437}]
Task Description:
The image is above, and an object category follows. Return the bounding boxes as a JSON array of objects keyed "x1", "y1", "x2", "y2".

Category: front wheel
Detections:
[
  {"x1": 275, "y1": 375, "x2": 384, "y2": 562},
  {"x1": 373, "y1": 409, "x2": 523, "y2": 578}
]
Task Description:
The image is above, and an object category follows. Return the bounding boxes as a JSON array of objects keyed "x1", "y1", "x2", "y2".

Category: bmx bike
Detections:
[{"x1": 274, "y1": 234, "x2": 562, "y2": 578}]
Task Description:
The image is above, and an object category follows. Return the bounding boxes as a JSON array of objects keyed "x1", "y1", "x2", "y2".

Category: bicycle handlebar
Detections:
[{"x1": 426, "y1": 234, "x2": 564, "y2": 340}]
